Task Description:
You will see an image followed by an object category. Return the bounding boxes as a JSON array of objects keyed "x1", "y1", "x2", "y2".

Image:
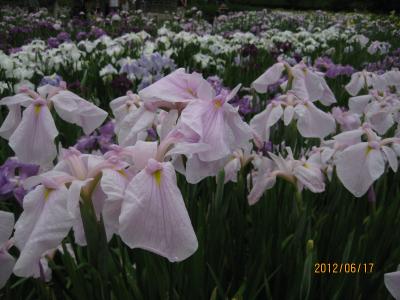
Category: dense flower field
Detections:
[{"x1": 1, "y1": 6, "x2": 400, "y2": 299}]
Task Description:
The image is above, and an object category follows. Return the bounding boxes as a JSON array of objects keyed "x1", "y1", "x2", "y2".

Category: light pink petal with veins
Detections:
[
  {"x1": 9, "y1": 103, "x2": 58, "y2": 165},
  {"x1": 119, "y1": 160, "x2": 198, "y2": 262},
  {"x1": 13, "y1": 185, "x2": 73, "y2": 277}
]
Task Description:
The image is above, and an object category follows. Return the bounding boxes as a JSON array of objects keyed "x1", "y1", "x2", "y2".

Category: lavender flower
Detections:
[
  {"x1": 47, "y1": 37, "x2": 60, "y2": 48},
  {"x1": 39, "y1": 74, "x2": 63, "y2": 87},
  {"x1": 57, "y1": 32, "x2": 71, "y2": 43},
  {"x1": 75, "y1": 121, "x2": 115, "y2": 154},
  {"x1": 0, "y1": 158, "x2": 39, "y2": 204}
]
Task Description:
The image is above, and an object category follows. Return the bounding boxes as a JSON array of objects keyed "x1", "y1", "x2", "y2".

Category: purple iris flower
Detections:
[
  {"x1": 76, "y1": 31, "x2": 88, "y2": 41},
  {"x1": 75, "y1": 121, "x2": 115, "y2": 154},
  {"x1": 47, "y1": 37, "x2": 60, "y2": 48},
  {"x1": 56, "y1": 32, "x2": 71, "y2": 43},
  {"x1": 0, "y1": 158, "x2": 39, "y2": 204},
  {"x1": 39, "y1": 74, "x2": 63, "y2": 87}
]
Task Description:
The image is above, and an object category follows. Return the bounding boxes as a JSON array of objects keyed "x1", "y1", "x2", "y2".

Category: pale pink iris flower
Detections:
[
  {"x1": 345, "y1": 70, "x2": 387, "y2": 96},
  {"x1": 250, "y1": 92, "x2": 336, "y2": 144},
  {"x1": 248, "y1": 148, "x2": 325, "y2": 205},
  {"x1": 173, "y1": 84, "x2": 253, "y2": 183},
  {"x1": 118, "y1": 139, "x2": 198, "y2": 262},
  {"x1": 252, "y1": 61, "x2": 336, "y2": 105},
  {"x1": 0, "y1": 84, "x2": 107, "y2": 165},
  {"x1": 348, "y1": 90, "x2": 400, "y2": 135},
  {"x1": 334, "y1": 124, "x2": 400, "y2": 197},
  {"x1": 12, "y1": 148, "x2": 125, "y2": 277}
]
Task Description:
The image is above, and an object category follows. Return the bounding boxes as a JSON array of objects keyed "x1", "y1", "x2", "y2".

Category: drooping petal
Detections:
[
  {"x1": 248, "y1": 175, "x2": 276, "y2": 205},
  {"x1": 51, "y1": 91, "x2": 108, "y2": 135},
  {"x1": 158, "y1": 109, "x2": 179, "y2": 141},
  {"x1": 335, "y1": 143, "x2": 384, "y2": 197},
  {"x1": 292, "y1": 67, "x2": 323, "y2": 102},
  {"x1": 295, "y1": 102, "x2": 336, "y2": 138},
  {"x1": 101, "y1": 169, "x2": 128, "y2": 240},
  {"x1": 368, "y1": 111, "x2": 394, "y2": 135},
  {"x1": 348, "y1": 95, "x2": 372, "y2": 114},
  {"x1": 248, "y1": 156, "x2": 276, "y2": 205},
  {"x1": 266, "y1": 104, "x2": 283, "y2": 128},
  {"x1": 119, "y1": 160, "x2": 198, "y2": 262},
  {"x1": 249, "y1": 105, "x2": 273, "y2": 142},
  {"x1": 185, "y1": 155, "x2": 227, "y2": 184},
  {"x1": 385, "y1": 271, "x2": 400, "y2": 300},
  {"x1": 252, "y1": 62, "x2": 285, "y2": 93},
  {"x1": 345, "y1": 73, "x2": 365, "y2": 96},
  {"x1": 197, "y1": 104, "x2": 230, "y2": 161},
  {"x1": 9, "y1": 103, "x2": 58, "y2": 165},
  {"x1": 283, "y1": 106, "x2": 295, "y2": 125},
  {"x1": 0, "y1": 251, "x2": 15, "y2": 289},
  {"x1": 13, "y1": 185, "x2": 73, "y2": 277},
  {"x1": 382, "y1": 146, "x2": 398, "y2": 172},
  {"x1": 224, "y1": 157, "x2": 241, "y2": 183},
  {"x1": 293, "y1": 163, "x2": 325, "y2": 193},
  {"x1": 333, "y1": 128, "x2": 364, "y2": 146},
  {"x1": 129, "y1": 141, "x2": 158, "y2": 171},
  {"x1": 117, "y1": 106, "x2": 155, "y2": 146},
  {"x1": 139, "y1": 68, "x2": 210, "y2": 104},
  {"x1": 0, "y1": 105, "x2": 22, "y2": 139},
  {"x1": 0, "y1": 93, "x2": 32, "y2": 107},
  {"x1": 0, "y1": 211, "x2": 14, "y2": 245}
]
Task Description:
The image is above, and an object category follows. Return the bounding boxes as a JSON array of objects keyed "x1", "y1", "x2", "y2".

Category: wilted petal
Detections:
[{"x1": 119, "y1": 160, "x2": 198, "y2": 262}]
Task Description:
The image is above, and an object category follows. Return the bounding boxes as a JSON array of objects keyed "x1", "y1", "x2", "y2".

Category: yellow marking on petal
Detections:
[
  {"x1": 365, "y1": 146, "x2": 373, "y2": 155},
  {"x1": 118, "y1": 169, "x2": 127, "y2": 177},
  {"x1": 186, "y1": 88, "x2": 195, "y2": 96},
  {"x1": 44, "y1": 188, "x2": 53, "y2": 201},
  {"x1": 303, "y1": 163, "x2": 310, "y2": 169},
  {"x1": 214, "y1": 99, "x2": 222, "y2": 109},
  {"x1": 34, "y1": 105, "x2": 41, "y2": 116},
  {"x1": 153, "y1": 170, "x2": 162, "y2": 186}
]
